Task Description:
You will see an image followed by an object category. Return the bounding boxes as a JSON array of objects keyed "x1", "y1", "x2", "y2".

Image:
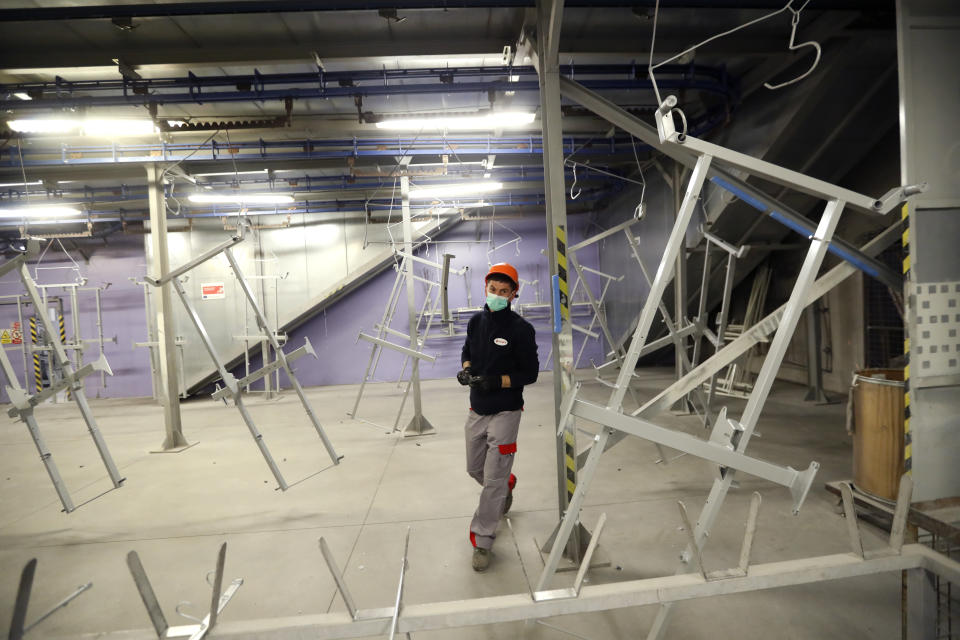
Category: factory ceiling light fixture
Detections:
[
  {"x1": 187, "y1": 193, "x2": 294, "y2": 204},
  {"x1": 375, "y1": 111, "x2": 535, "y2": 131},
  {"x1": 0, "y1": 206, "x2": 82, "y2": 219},
  {"x1": 0, "y1": 180, "x2": 42, "y2": 188},
  {"x1": 407, "y1": 181, "x2": 503, "y2": 199},
  {"x1": 193, "y1": 169, "x2": 269, "y2": 178},
  {"x1": 6, "y1": 118, "x2": 158, "y2": 137}
]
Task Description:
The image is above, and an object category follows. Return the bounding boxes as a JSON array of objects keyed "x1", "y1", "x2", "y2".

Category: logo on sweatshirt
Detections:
[{"x1": 493, "y1": 337, "x2": 508, "y2": 346}]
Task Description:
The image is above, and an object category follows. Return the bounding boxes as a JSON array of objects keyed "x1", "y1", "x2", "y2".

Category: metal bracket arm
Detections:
[
  {"x1": 145, "y1": 234, "x2": 244, "y2": 287},
  {"x1": 572, "y1": 399, "x2": 819, "y2": 513},
  {"x1": 211, "y1": 338, "x2": 316, "y2": 401},
  {"x1": 657, "y1": 104, "x2": 923, "y2": 214},
  {"x1": 357, "y1": 332, "x2": 436, "y2": 362},
  {"x1": 7, "y1": 353, "x2": 113, "y2": 417}
]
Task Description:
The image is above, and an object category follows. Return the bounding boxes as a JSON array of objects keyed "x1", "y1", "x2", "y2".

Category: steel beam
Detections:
[
  {"x1": 398, "y1": 176, "x2": 435, "y2": 437},
  {"x1": 357, "y1": 332, "x2": 436, "y2": 362},
  {"x1": 145, "y1": 163, "x2": 187, "y2": 450},
  {"x1": 556, "y1": 77, "x2": 901, "y2": 286},
  {"x1": 79, "y1": 545, "x2": 960, "y2": 640},
  {"x1": 533, "y1": 0, "x2": 584, "y2": 563},
  {"x1": 572, "y1": 399, "x2": 818, "y2": 511}
]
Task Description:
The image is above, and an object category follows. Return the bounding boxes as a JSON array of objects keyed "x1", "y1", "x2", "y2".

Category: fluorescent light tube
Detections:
[
  {"x1": 188, "y1": 193, "x2": 294, "y2": 204},
  {"x1": 193, "y1": 169, "x2": 268, "y2": 178},
  {"x1": 0, "y1": 180, "x2": 42, "y2": 188},
  {"x1": 13, "y1": 92, "x2": 32, "y2": 101},
  {"x1": 8, "y1": 119, "x2": 78, "y2": 134},
  {"x1": 7, "y1": 118, "x2": 157, "y2": 137},
  {"x1": 0, "y1": 206, "x2": 82, "y2": 219},
  {"x1": 376, "y1": 111, "x2": 535, "y2": 131},
  {"x1": 408, "y1": 181, "x2": 502, "y2": 200}
]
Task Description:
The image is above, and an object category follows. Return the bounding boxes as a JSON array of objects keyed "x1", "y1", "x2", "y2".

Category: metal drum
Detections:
[{"x1": 852, "y1": 368, "x2": 905, "y2": 501}]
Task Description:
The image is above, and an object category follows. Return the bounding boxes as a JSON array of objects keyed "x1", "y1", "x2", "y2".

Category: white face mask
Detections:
[{"x1": 486, "y1": 293, "x2": 509, "y2": 311}]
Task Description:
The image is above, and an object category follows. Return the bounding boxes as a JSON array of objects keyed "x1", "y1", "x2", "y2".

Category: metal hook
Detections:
[
  {"x1": 764, "y1": 9, "x2": 821, "y2": 90},
  {"x1": 569, "y1": 163, "x2": 582, "y2": 200},
  {"x1": 175, "y1": 601, "x2": 202, "y2": 623}
]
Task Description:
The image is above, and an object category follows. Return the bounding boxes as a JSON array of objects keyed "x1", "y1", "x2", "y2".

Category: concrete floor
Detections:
[{"x1": 0, "y1": 369, "x2": 899, "y2": 639}]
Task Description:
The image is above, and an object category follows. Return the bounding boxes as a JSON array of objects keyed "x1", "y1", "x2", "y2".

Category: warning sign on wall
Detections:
[
  {"x1": 0, "y1": 330, "x2": 10, "y2": 345},
  {"x1": 10, "y1": 321, "x2": 22, "y2": 345},
  {"x1": 201, "y1": 282, "x2": 226, "y2": 300}
]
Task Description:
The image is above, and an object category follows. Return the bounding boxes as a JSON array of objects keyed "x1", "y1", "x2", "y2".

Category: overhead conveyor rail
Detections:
[{"x1": 0, "y1": 63, "x2": 737, "y2": 110}]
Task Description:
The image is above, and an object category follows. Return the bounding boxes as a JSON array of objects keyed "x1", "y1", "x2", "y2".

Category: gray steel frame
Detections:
[
  {"x1": 75, "y1": 473, "x2": 960, "y2": 640},
  {"x1": 530, "y1": 78, "x2": 924, "y2": 636},
  {"x1": 0, "y1": 255, "x2": 123, "y2": 513},
  {"x1": 148, "y1": 232, "x2": 340, "y2": 491}
]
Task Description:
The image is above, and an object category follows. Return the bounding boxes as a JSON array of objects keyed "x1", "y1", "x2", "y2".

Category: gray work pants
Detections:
[{"x1": 464, "y1": 409, "x2": 521, "y2": 550}]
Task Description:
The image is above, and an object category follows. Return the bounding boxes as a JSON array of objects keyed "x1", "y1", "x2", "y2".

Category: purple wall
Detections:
[
  {"x1": 0, "y1": 237, "x2": 155, "y2": 402},
  {"x1": 0, "y1": 216, "x2": 605, "y2": 403},
  {"x1": 236, "y1": 215, "x2": 606, "y2": 390}
]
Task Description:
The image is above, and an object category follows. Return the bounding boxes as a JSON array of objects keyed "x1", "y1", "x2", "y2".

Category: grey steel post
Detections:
[
  {"x1": 533, "y1": 0, "x2": 582, "y2": 563},
  {"x1": 647, "y1": 198, "x2": 846, "y2": 639},
  {"x1": 399, "y1": 176, "x2": 435, "y2": 436},
  {"x1": 704, "y1": 251, "x2": 737, "y2": 425},
  {"x1": 609, "y1": 154, "x2": 713, "y2": 411},
  {"x1": 171, "y1": 277, "x2": 289, "y2": 490},
  {"x1": 18, "y1": 264, "x2": 124, "y2": 488},
  {"x1": 803, "y1": 300, "x2": 830, "y2": 403},
  {"x1": 672, "y1": 161, "x2": 691, "y2": 412},
  {"x1": 224, "y1": 248, "x2": 341, "y2": 464},
  {"x1": 145, "y1": 163, "x2": 187, "y2": 450},
  {"x1": 0, "y1": 344, "x2": 75, "y2": 512}
]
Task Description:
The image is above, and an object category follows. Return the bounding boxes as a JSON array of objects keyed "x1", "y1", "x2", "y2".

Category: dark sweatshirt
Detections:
[{"x1": 461, "y1": 304, "x2": 539, "y2": 415}]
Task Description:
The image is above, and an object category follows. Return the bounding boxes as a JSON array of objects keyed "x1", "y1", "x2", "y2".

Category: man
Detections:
[{"x1": 457, "y1": 262, "x2": 539, "y2": 572}]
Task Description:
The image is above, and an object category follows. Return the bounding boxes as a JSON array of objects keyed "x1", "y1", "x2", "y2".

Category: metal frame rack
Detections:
[
  {"x1": 0, "y1": 255, "x2": 123, "y2": 513},
  {"x1": 144, "y1": 227, "x2": 341, "y2": 491},
  {"x1": 13, "y1": 471, "x2": 960, "y2": 639},
  {"x1": 531, "y1": 58, "x2": 926, "y2": 637}
]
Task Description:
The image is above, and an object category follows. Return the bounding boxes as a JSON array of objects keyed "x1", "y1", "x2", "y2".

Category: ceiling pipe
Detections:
[
  {"x1": 1, "y1": 64, "x2": 735, "y2": 111},
  {"x1": 0, "y1": 1, "x2": 887, "y2": 22},
  {"x1": 1, "y1": 109, "x2": 728, "y2": 168}
]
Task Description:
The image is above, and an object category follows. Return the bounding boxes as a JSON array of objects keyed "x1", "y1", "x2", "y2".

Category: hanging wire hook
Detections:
[
  {"x1": 764, "y1": 1, "x2": 820, "y2": 90},
  {"x1": 569, "y1": 163, "x2": 582, "y2": 200}
]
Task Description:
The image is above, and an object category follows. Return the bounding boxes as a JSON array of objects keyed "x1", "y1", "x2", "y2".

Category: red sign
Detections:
[{"x1": 201, "y1": 283, "x2": 225, "y2": 300}]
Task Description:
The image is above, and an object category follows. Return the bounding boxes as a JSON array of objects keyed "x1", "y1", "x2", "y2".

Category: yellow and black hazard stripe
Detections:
[
  {"x1": 556, "y1": 225, "x2": 571, "y2": 324},
  {"x1": 901, "y1": 203, "x2": 911, "y2": 475},
  {"x1": 564, "y1": 429, "x2": 576, "y2": 502},
  {"x1": 58, "y1": 314, "x2": 66, "y2": 345},
  {"x1": 30, "y1": 317, "x2": 41, "y2": 393},
  {"x1": 555, "y1": 224, "x2": 576, "y2": 504}
]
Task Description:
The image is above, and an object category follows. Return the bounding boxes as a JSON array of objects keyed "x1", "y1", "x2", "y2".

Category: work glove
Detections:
[
  {"x1": 469, "y1": 374, "x2": 502, "y2": 393},
  {"x1": 456, "y1": 366, "x2": 472, "y2": 386}
]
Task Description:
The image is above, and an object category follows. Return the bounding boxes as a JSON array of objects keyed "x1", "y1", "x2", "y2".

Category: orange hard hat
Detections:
[{"x1": 485, "y1": 263, "x2": 519, "y2": 289}]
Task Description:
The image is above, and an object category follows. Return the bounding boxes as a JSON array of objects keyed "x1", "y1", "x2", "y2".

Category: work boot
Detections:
[
  {"x1": 503, "y1": 473, "x2": 517, "y2": 516},
  {"x1": 472, "y1": 547, "x2": 490, "y2": 572}
]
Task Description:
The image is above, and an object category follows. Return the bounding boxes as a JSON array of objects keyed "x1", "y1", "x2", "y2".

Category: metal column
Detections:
[
  {"x1": 145, "y1": 163, "x2": 187, "y2": 450},
  {"x1": 534, "y1": 0, "x2": 584, "y2": 563},
  {"x1": 803, "y1": 300, "x2": 831, "y2": 403},
  {"x1": 399, "y1": 176, "x2": 435, "y2": 437}
]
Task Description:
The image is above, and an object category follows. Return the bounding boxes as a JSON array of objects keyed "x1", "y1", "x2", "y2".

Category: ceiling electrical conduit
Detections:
[
  {"x1": 0, "y1": 110, "x2": 728, "y2": 167},
  {"x1": 0, "y1": 189, "x2": 610, "y2": 229},
  {"x1": 1, "y1": 64, "x2": 736, "y2": 110},
  {"x1": 0, "y1": 168, "x2": 611, "y2": 204}
]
